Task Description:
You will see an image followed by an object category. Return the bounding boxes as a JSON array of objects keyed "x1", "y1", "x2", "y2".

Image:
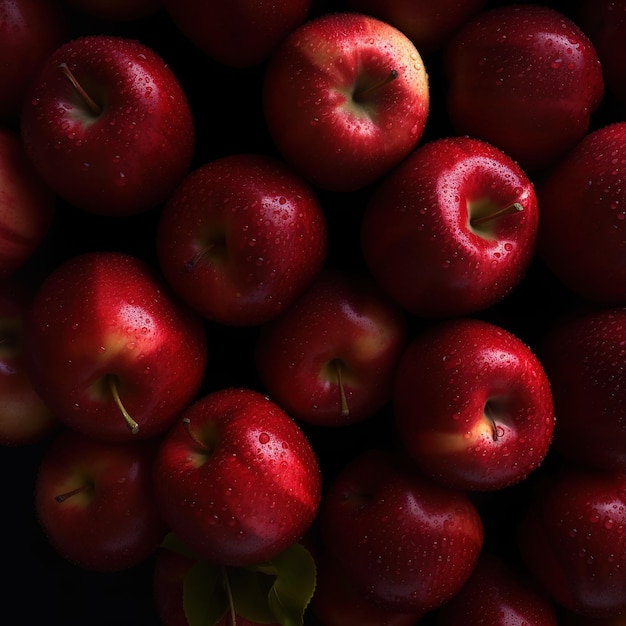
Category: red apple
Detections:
[
  {"x1": 0, "y1": 0, "x2": 67, "y2": 122},
  {"x1": 344, "y1": 0, "x2": 487, "y2": 54},
  {"x1": 0, "y1": 277, "x2": 57, "y2": 446},
  {"x1": 517, "y1": 464, "x2": 626, "y2": 619},
  {"x1": 578, "y1": 0, "x2": 626, "y2": 105},
  {"x1": 262, "y1": 11, "x2": 429, "y2": 192},
  {"x1": 24, "y1": 250, "x2": 207, "y2": 442},
  {"x1": 536, "y1": 122, "x2": 626, "y2": 305},
  {"x1": 0, "y1": 126, "x2": 55, "y2": 280},
  {"x1": 393, "y1": 318, "x2": 554, "y2": 491},
  {"x1": 152, "y1": 387, "x2": 322, "y2": 567},
  {"x1": 34, "y1": 427, "x2": 167, "y2": 572},
  {"x1": 255, "y1": 268, "x2": 407, "y2": 427},
  {"x1": 20, "y1": 34, "x2": 194, "y2": 217},
  {"x1": 156, "y1": 152, "x2": 327, "y2": 327},
  {"x1": 436, "y1": 551, "x2": 558, "y2": 625},
  {"x1": 319, "y1": 447, "x2": 484, "y2": 614},
  {"x1": 163, "y1": 0, "x2": 311, "y2": 68},
  {"x1": 311, "y1": 551, "x2": 424, "y2": 626},
  {"x1": 443, "y1": 3, "x2": 604, "y2": 172},
  {"x1": 65, "y1": 0, "x2": 163, "y2": 21},
  {"x1": 360, "y1": 135, "x2": 539, "y2": 318},
  {"x1": 539, "y1": 305, "x2": 626, "y2": 473}
]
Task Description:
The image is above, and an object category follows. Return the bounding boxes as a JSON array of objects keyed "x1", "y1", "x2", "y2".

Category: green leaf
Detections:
[
  {"x1": 230, "y1": 543, "x2": 317, "y2": 626},
  {"x1": 183, "y1": 560, "x2": 229, "y2": 626},
  {"x1": 266, "y1": 543, "x2": 317, "y2": 626}
]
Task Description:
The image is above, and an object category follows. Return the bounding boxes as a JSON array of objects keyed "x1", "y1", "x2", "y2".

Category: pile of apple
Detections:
[{"x1": 2, "y1": 0, "x2": 626, "y2": 624}]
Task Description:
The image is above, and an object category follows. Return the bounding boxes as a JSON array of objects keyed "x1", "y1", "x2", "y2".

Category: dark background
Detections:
[{"x1": 2, "y1": 0, "x2": 623, "y2": 624}]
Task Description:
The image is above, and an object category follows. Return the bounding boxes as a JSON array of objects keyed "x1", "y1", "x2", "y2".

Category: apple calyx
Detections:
[
  {"x1": 107, "y1": 374, "x2": 140, "y2": 434},
  {"x1": 353, "y1": 69, "x2": 398, "y2": 103},
  {"x1": 59, "y1": 62, "x2": 102, "y2": 117},
  {"x1": 469, "y1": 202, "x2": 523, "y2": 228}
]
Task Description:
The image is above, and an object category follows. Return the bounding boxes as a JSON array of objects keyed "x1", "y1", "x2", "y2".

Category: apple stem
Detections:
[
  {"x1": 353, "y1": 69, "x2": 398, "y2": 102},
  {"x1": 470, "y1": 202, "x2": 523, "y2": 227},
  {"x1": 333, "y1": 359, "x2": 350, "y2": 417},
  {"x1": 55, "y1": 483, "x2": 91, "y2": 503},
  {"x1": 108, "y1": 375, "x2": 139, "y2": 434},
  {"x1": 484, "y1": 402, "x2": 499, "y2": 442},
  {"x1": 59, "y1": 62, "x2": 102, "y2": 116},
  {"x1": 221, "y1": 566, "x2": 237, "y2": 626},
  {"x1": 182, "y1": 417, "x2": 212, "y2": 453}
]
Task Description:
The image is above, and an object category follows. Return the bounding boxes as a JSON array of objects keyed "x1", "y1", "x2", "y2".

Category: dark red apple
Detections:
[
  {"x1": 163, "y1": 0, "x2": 311, "y2": 68},
  {"x1": 0, "y1": 0, "x2": 67, "y2": 122},
  {"x1": 263, "y1": 11, "x2": 429, "y2": 192},
  {"x1": 536, "y1": 122, "x2": 626, "y2": 305},
  {"x1": 21, "y1": 34, "x2": 194, "y2": 216},
  {"x1": 0, "y1": 277, "x2": 57, "y2": 446},
  {"x1": 65, "y1": 0, "x2": 163, "y2": 21},
  {"x1": 444, "y1": 3, "x2": 604, "y2": 171},
  {"x1": 319, "y1": 447, "x2": 484, "y2": 614},
  {"x1": 517, "y1": 464, "x2": 626, "y2": 619},
  {"x1": 539, "y1": 305, "x2": 626, "y2": 473},
  {"x1": 393, "y1": 317, "x2": 555, "y2": 491},
  {"x1": 255, "y1": 269, "x2": 407, "y2": 427},
  {"x1": 360, "y1": 135, "x2": 539, "y2": 318},
  {"x1": 156, "y1": 152, "x2": 327, "y2": 327},
  {"x1": 0, "y1": 126, "x2": 55, "y2": 280},
  {"x1": 24, "y1": 251, "x2": 207, "y2": 442},
  {"x1": 436, "y1": 551, "x2": 558, "y2": 625},
  {"x1": 152, "y1": 387, "x2": 322, "y2": 567},
  {"x1": 345, "y1": 0, "x2": 487, "y2": 53},
  {"x1": 35, "y1": 427, "x2": 167, "y2": 572}
]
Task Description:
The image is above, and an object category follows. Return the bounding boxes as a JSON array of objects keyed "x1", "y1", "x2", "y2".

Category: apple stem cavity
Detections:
[
  {"x1": 182, "y1": 417, "x2": 215, "y2": 454},
  {"x1": 59, "y1": 62, "x2": 102, "y2": 117},
  {"x1": 55, "y1": 483, "x2": 92, "y2": 503},
  {"x1": 470, "y1": 202, "x2": 523, "y2": 227},
  {"x1": 108, "y1": 374, "x2": 139, "y2": 434},
  {"x1": 353, "y1": 69, "x2": 398, "y2": 103}
]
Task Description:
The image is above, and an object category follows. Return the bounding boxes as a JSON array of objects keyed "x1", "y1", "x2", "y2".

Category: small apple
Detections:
[
  {"x1": 0, "y1": 0, "x2": 67, "y2": 122},
  {"x1": 156, "y1": 152, "x2": 328, "y2": 327},
  {"x1": 344, "y1": 0, "x2": 487, "y2": 54},
  {"x1": 255, "y1": 268, "x2": 407, "y2": 427},
  {"x1": 539, "y1": 305, "x2": 626, "y2": 473},
  {"x1": 436, "y1": 551, "x2": 558, "y2": 625},
  {"x1": 536, "y1": 122, "x2": 626, "y2": 305},
  {"x1": 0, "y1": 126, "x2": 55, "y2": 280},
  {"x1": 443, "y1": 3, "x2": 604, "y2": 171},
  {"x1": 163, "y1": 0, "x2": 311, "y2": 68},
  {"x1": 360, "y1": 135, "x2": 539, "y2": 318},
  {"x1": 152, "y1": 387, "x2": 322, "y2": 568},
  {"x1": 517, "y1": 464, "x2": 626, "y2": 619},
  {"x1": 20, "y1": 34, "x2": 194, "y2": 217},
  {"x1": 24, "y1": 250, "x2": 207, "y2": 442},
  {"x1": 0, "y1": 276, "x2": 57, "y2": 446},
  {"x1": 262, "y1": 11, "x2": 429, "y2": 192},
  {"x1": 393, "y1": 317, "x2": 554, "y2": 491},
  {"x1": 319, "y1": 447, "x2": 484, "y2": 614},
  {"x1": 34, "y1": 427, "x2": 167, "y2": 572}
]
